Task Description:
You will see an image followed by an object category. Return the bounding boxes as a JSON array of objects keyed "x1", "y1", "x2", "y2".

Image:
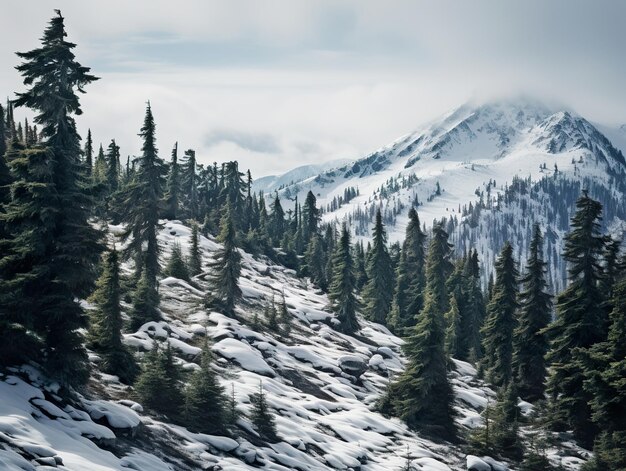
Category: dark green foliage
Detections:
[
  {"x1": 187, "y1": 221, "x2": 202, "y2": 277},
  {"x1": 328, "y1": 226, "x2": 359, "y2": 334},
  {"x1": 105, "y1": 139, "x2": 120, "y2": 193},
  {"x1": 304, "y1": 234, "x2": 327, "y2": 290},
  {"x1": 388, "y1": 208, "x2": 426, "y2": 332},
  {"x1": 119, "y1": 103, "x2": 166, "y2": 286},
  {"x1": 3, "y1": 11, "x2": 103, "y2": 384},
  {"x1": 129, "y1": 268, "x2": 161, "y2": 331},
  {"x1": 250, "y1": 381, "x2": 279, "y2": 442},
  {"x1": 0, "y1": 104, "x2": 7, "y2": 158},
  {"x1": 207, "y1": 203, "x2": 242, "y2": 314},
  {"x1": 135, "y1": 343, "x2": 183, "y2": 418},
  {"x1": 180, "y1": 148, "x2": 198, "y2": 218},
  {"x1": 93, "y1": 143, "x2": 106, "y2": 183},
  {"x1": 88, "y1": 249, "x2": 138, "y2": 384},
  {"x1": 378, "y1": 224, "x2": 455, "y2": 441},
  {"x1": 470, "y1": 385, "x2": 522, "y2": 460},
  {"x1": 480, "y1": 242, "x2": 519, "y2": 388},
  {"x1": 83, "y1": 128, "x2": 93, "y2": 172},
  {"x1": 545, "y1": 192, "x2": 607, "y2": 448},
  {"x1": 225, "y1": 383, "x2": 241, "y2": 429},
  {"x1": 268, "y1": 194, "x2": 285, "y2": 246},
  {"x1": 278, "y1": 293, "x2": 292, "y2": 336},
  {"x1": 164, "y1": 242, "x2": 189, "y2": 281},
  {"x1": 163, "y1": 142, "x2": 180, "y2": 220},
  {"x1": 513, "y1": 224, "x2": 551, "y2": 401},
  {"x1": 183, "y1": 341, "x2": 227, "y2": 434},
  {"x1": 301, "y1": 191, "x2": 319, "y2": 247},
  {"x1": 581, "y1": 271, "x2": 626, "y2": 469},
  {"x1": 363, "y1": 210, "x2": 394, "y2": 325}
]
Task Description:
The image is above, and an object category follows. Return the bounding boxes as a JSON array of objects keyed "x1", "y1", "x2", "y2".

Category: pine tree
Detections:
[
  {"x1": 328, "y1": 226, "x2": 359, "y2": 334},
  {"x1": 163, "y1": 142, "x2": 180, "y2": 220},
  {"x1": 362, "y1": 210, "x2": 394, "y2": 325},
  {"x1": 388, "y1": 208, "x2": 426, "y2": 331},
  {"x1": 460, "y1": 249, "x2": 485, "y2": 362},
  {"x1": 207, "y1": 203, "x2": 242, "y2": 314},
  {"x1": 304, "y1": 234, "x2": 327, "y2": 290},
  {"x1": 278, "y1": 293, "x2": 292, "y2": 336},
  {"x1": 513, "y1": 224, "x2": 551, "y2": 401},
  {"x1": 250, "y1": 381, "x2": 279, "y2": 442},
  {"x1": 183, "y1": 340, "x2": 227, "y2": 434},
  {"x1": 88, "y1": 249, "x2": 138, "y2": 384},
  {"x1": 0, "y1": 104, "x2": 6, "y2": 158},
  {"x1": 545, "y1": 192, "x2": 607, "y2": 448},
  {"x1": 187, "y1": 221, "x2": 202, "y2": 277},
  {"x1": 268, "y1": 194, "x2": 285, "y2": 247},
  {"x1": 129, "y1": 267, "x2": 161, "y2": 331},
  {"x1": 119, "y1": 103, "x2": 166, "y2": 285},
  {"x1": 379, "y1": 224, "x2": 455, "y2": 440},
  {"x1": 301, "y1": 191, "x2": 319, "y2": 247},
  {"x1": 265, "y1": 297, "x2": 279, "y2": 332},
  {"x1": 135, "y1": 342, "x2": 183, "y2": 418},
  {"x1": 581, "y1": 269, "x2": 626, "y2": 469},
  {"x1": 105, "y1": 138, "x2": 120, "y2": 194},
  {"x1": 180, "y1": 148, "x2": 198, "y2": 218},
  {"x1": 83, "y1": 128, "x2": 93, "y2": 172},
  {"x1": 225, "y1": 383, "x2": 241, "y2": 429},
  {"x1": 480, "y1": 242, "x2": 519, "y2": 388},
  {"x1": 164, "y1": 242, "x2": 189, "y2": 281},
  {"x1": 93, "y1": 143, "x2": 107, "y2": 183},
  {"x1": 2, "y1": 11, "x2": 102, "y2": 384},
  {"x1": 444, "y1": 295, "x2": 461, "y2": 357}
]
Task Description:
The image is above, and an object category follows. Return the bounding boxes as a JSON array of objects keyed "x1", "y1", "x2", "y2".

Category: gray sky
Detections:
[{"x1": 2, "y1": 1, "x2": 626, "y2": 177}]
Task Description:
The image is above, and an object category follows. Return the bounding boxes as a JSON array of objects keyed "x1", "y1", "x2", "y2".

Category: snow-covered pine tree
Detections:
[{"x1": 328, "y1": 225, "x2": 359, "y2": 334}]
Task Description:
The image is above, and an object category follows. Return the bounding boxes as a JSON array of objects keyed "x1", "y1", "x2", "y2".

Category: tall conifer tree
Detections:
[
  {"x1": 513, "y1": 224, "x2": 551, "y2": 401},
  {"x1": 2, "y1": 11, "x2": 102, "y2": 383},
  {"x1": 480, "y1": 242, "x2": 519, "y2": 388},
  {"x1": 163, "y1": 142, "x2": 180, "y2": 220},
  {"x1": 363, "y1": 209, "x2": 394, "y2": 324},
  {"x1": 379, "y1": 224, "x2": 455, "y2": 440},
  {"x1": 328, "y1": 225, "x2": 359, "y2": 334},
  {"x1": 545, "y1": 192, "x2": 608, "y2": 448}
]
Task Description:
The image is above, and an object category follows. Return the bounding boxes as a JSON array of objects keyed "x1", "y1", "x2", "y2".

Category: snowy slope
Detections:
[
  {"x1": 253, "y1": 159, "x2": 353, "y2": 195},
  {"x1": 272, "y1": 97, "x2": 626, "y2": 289},
  {"x1": 0, "y1": 222, "x2": 590, "y2": 471}
]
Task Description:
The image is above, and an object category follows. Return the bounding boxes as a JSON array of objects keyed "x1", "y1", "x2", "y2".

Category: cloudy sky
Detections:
[{"x1": 2, "y1": 1, "x2": 625, "y2": 177}]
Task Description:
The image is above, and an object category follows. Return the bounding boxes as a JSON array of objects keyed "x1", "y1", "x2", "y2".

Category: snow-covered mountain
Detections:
[
  {"x1": 0, "y1": 222, "x2": 589, "y2": 471},
  {"x1": 273, "y1": 97, "x2": 626, "y2": 291},
  {"x1": 253, "y1": 159, "x2": 353, "y2": 195}
]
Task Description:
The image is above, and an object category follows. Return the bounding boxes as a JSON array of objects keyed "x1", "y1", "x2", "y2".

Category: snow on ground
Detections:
[{"x1": 0, "y1": 221, "x2": 591, "y2": 470}]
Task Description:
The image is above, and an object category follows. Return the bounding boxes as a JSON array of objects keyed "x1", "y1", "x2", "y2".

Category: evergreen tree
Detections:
[
  {"x1": 328, "y1": 226, "x2": 359, "y2": 334},
  {"x1": 135, "y1": 342, "x2": 183, "y2": 418},
  {"x1": 183, "y1": 340, "x2": 227, "y2": 434},
  {"x1": 163, "y1": 142, "x2": 180, "y2": 220},
  {"x1": 480, "y1": 242, "x2": 519, "y2": 388},
  {"x1": 301, "y1": 191, "x2": 319, "y2": 247},
  {"x1": 278, "y1": 293, "x2": 292, "y2": 336},
  {"x1": 378, "y1": 224, "x2": 455, "y2": 441},
  {"x1": 250, "y1": 381, "x2": 279, "y2": 442},
  {"x1": 545, "y1": 192, "x2": 607, "y2": 448},
  {"x1": 444, "y1": 295, "x2": 461, "y2": 357},
  {"x1": 388, "y1": 208, "x2": 426, "y2": 331},
  {"x1": 120, "y1": 103, "x2": 166, "y2": 285},
  {"x1": 225, "y1": 383, "x2": 241, "y2": 429},
  {"x1": 93, "y1": 143, "x2": 106, "y2": 183},
  {"x1": 268, "y1": 194, "x2": 285, "y2": 246},
  {"x1": 2, "y1": 11, "x2": 102, "y2": 384},
  {"x1": 180, "y1": 148, "x2": 198, "y2": 218},
  {"x1": 363, "y1": 210, "x2": 394, "y2": 325},
  {"x1": 304, "y1": 233, "x2": 327, "y2": 290},
  {"x1": 105, "y1": 138, "x2": 120, "y2": 193},
  {"x1": 164, "y1": 242, "x2": 189, "y2": 281},
  {"x1": 88, "y1": 249, "x2": 138, "y2": 384},
  {"x1": 0, "y1": 104, "x2": 6, "y2": 158},
  {"x1": 187, "y1": 221, "x2": 202, "y2": 277},
  {"x1": 265, "y1": 297, "x2": 279, "y2": 332},
  {"x1": 581, "y1": 269, "x2": 626, "y2": 469},
  {"x1": 83, "y1": 128, "x2": 93, "y2": 172},
  {"x1": 461, "y1": 249, "x2": 486, "y2": 362},
  {"x1": 129, "y1": 267, "x2": 161, "y2": 331},
  {"x1": 513, "y1": 224, "x2": 551, "y2": 401},
  {"x1": 207, "y1": 203, "x2": 242, "y2": 314}
]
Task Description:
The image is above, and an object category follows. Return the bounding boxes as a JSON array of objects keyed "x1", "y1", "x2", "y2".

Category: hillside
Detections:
[
  {"x1": 0, "y1": 222, "x2": 589, "y2": 471},
  {"x1": 272, "y1": 98, "x2": 626, "y2": 290}
]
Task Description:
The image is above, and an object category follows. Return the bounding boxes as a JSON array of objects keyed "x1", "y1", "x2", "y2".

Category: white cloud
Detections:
[{"x1": 2, "y1": 1, "x2": 626, "y2": 177}]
